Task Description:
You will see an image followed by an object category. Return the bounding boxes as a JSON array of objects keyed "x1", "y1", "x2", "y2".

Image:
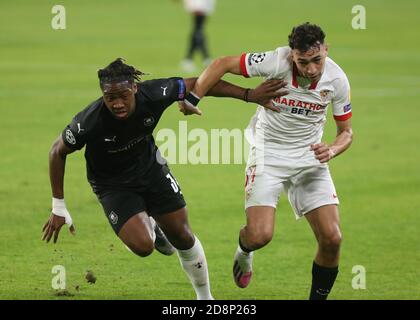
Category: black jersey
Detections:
[{"x1": 62, "y1": 77, "x2": 186, "y2": 188}]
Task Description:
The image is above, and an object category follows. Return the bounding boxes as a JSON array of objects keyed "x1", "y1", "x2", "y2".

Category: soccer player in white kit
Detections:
[
  {"x1": 181, "y1": 23, "x2": 353, "y2": 299},
  {"x1": 181, "y1": 0, "x2": 216, "y2": 72}
]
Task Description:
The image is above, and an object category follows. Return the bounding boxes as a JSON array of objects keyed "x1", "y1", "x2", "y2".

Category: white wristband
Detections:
[{"x1": 52, "y1": 198, "x2": 73, "y2": 226}]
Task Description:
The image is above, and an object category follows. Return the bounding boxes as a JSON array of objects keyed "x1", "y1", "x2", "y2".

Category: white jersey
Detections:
[
  {"x1": 241, "y1": 46, "x2": 352, "y2": 168},
  {"x1": 184, "y1": 0, "x2": 215, "y2": 15}
]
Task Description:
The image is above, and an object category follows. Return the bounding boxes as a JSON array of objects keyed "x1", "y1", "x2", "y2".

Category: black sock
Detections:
[
  {"x1": 309, "y1": 261, "x2": 338, "y2": 300},
  {"x1": 238, "y1": 237, "x2": 252, "y2": 253}
]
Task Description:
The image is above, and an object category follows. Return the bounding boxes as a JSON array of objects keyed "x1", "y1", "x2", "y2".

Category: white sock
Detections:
[
  {"x1": 177, "y1": 236, "x2": 214, "y2": 300},
  {"x1": 236, "y1": 245, "x2": 254, "y2": 272}
]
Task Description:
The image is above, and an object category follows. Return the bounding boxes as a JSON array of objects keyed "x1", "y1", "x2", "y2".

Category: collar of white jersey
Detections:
[{"x1": 291, "y1": 59, "x2": 330, "y2": 89}]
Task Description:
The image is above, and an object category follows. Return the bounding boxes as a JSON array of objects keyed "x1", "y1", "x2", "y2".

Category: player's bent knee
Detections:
[
  {"x1": 126, "y1": 241, "x2": 154, "y2": 258},
  {"x1": 255, "y1": 233, "x2": 273, "y2": 249},
  {"x1": 132, "y1": 247, "x2": 154, "y2": 258},
  {"x1": 319, "y1": 233, "x2": 342, "y2": 253},
  {"x1": 247, "y1": 230, "x2": 273, "y2": 250}
]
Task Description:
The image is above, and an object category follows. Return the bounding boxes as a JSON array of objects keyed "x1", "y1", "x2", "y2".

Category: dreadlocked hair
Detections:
[
  {"x1": 97, "y1": 58, "x2": 146, "y2": 83},
  {"x1": 288, "y1": 22, "x2": 325, "y2": 52}
]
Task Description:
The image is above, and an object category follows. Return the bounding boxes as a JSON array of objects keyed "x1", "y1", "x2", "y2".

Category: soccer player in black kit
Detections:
[{"x1": 41, "y1": 58, "x2": 287, "y2": 299}]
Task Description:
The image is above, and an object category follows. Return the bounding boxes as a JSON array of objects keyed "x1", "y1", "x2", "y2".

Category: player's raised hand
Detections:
[
  {"x1": 311, "y1": 143, "x2": 336, "y2": 163},
  {"x1": 178, "y1": 100, "x2": 203, "y2": 116},
  {"x1": 248, "y1": 79, "x2": 289, "y2": 112}
]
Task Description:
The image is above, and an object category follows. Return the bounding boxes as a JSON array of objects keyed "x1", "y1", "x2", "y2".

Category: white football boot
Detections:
[{"x1": 233, "y1": 246, "x2": 254, "y2": 288}]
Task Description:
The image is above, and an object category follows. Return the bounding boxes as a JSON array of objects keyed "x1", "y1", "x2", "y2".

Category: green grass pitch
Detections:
[{"x1": 0, "y1": 0, "x2": 419, "y2": 299}]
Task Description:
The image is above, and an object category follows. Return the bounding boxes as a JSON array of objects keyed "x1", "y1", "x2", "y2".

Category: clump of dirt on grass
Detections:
[
  {"x1": 85, "y1": 270, "x2": 97, "y2": 284},
  {"x1": 54, "y1": 289, "x2": 74, "y2": 297}
]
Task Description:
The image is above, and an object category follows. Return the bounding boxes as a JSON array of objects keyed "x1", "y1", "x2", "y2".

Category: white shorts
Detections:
[{"x1": 244, "y1": 164, "x2": 339, "y2": 219}]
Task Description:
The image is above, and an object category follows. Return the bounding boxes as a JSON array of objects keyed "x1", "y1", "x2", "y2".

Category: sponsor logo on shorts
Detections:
[
  {"x1": 65, "y1": 129, "x2": 76, "y2": 145},
  {"x1": 109, "y1": 211, "x2": 118, "y2": 225}
]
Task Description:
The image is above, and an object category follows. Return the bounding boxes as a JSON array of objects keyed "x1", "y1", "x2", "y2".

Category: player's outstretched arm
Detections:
[
  {"x1": 193, "y1": 56, "x2": 242, "y2": 99},
  {"x1": 180, "y1": 77, "x2": 289, "y2": 115},
  {"x1": 178, "y1": 56, "x2": 242, "y2": 115},
  {"x1": 311, "y1": 119, "x2": 353, "y2": 163},
  {"x1": 206, "y1": 78, "x2": 288, "y2": 111},
  {"x1": 42, "y1": 136, "x2": 76, "y2": 243}
]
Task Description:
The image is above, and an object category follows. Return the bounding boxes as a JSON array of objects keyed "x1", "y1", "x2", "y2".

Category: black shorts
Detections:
[{"x1": 94, "y1": 165, "x2": 186, "y2": 234}]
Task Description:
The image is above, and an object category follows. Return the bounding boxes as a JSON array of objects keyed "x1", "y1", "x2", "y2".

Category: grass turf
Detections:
[{"x1": 0, "y1": 0, "x2": 419, "y2": 299}]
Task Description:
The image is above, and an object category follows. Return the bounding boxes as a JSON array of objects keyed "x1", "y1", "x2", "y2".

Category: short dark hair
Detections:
[
  {"x1": 288, "y1": 22, "x2": 326, "y2": 52},
  {"x1": 97, "y1": 58, "x2": 145, "y2": 85}
]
